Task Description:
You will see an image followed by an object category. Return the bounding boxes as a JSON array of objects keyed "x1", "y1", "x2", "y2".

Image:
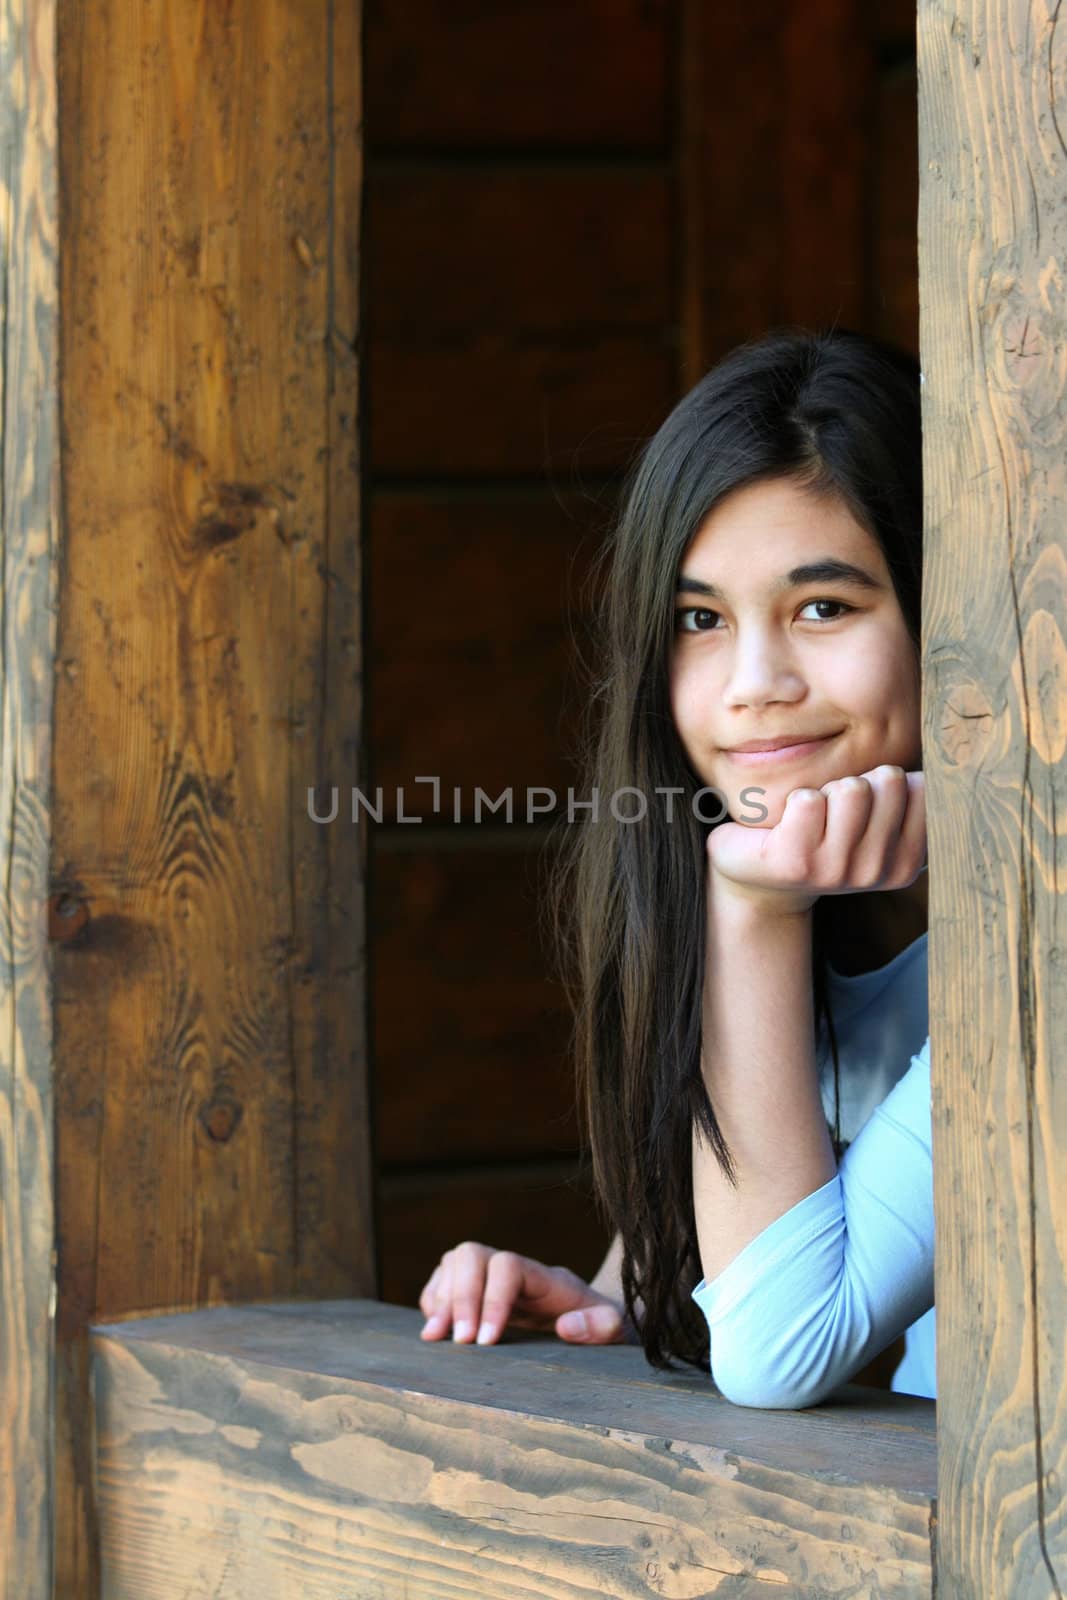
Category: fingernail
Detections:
[
  {"x1": 560, "y1": 1311, "x2": 588, "y2": 1336},
  {"x1": 453, "y1": 1319, "x2": 474, "y2": 1342},
  {"x1": 476, "y1": 1321, "x2": 494, "y2": 1344}
]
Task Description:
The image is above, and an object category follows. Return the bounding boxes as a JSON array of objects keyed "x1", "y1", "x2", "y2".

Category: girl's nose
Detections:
[{"x1": 721, "y1": 632, "x2": 805, "y2": 709}]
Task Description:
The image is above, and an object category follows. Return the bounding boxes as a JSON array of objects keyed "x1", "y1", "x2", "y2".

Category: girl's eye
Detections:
[
  {"x1": 797, "y1": 598, "x2": 855, "y2": 622},
  {"x1": 675, "y1": 607, "x2": 722, "y2": 633},
  {"x1": 674, "y1": 599, "x2": 855, "y2": 633}
]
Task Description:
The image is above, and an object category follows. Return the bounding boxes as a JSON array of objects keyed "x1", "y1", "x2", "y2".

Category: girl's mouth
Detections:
[{"x1": 723, "y1": 733, "x2": 840, "y2": 766}]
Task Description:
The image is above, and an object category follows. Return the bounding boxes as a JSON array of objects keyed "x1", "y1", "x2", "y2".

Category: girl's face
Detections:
[{"x1": 669, "y1": 476, "x2": 921, "y2": 829}]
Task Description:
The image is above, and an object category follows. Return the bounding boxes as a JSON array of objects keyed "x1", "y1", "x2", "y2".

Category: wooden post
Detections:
[
  {"x1": 1, "y1": 3, "x2": 372, "y2": 1596},
  {"x1": 0, "y1": 0, "x2": 60, "y2": 1593},
  {"x1": 919, "y1": 1, "x2": 1067, "y2": 1590}
]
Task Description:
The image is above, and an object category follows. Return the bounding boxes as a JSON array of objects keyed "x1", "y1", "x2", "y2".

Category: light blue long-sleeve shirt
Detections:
[{"x1": 691, "y1": 930, "x2": 935, "y2": 1409}]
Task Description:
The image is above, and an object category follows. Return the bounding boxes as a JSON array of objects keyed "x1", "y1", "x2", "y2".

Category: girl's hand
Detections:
[
  {"x1": 707, "y1": 765, "x2": 926, "y2": 916},
  {"x1": 418, "y1": 1241, "x2": 635, "y2": 1346}
]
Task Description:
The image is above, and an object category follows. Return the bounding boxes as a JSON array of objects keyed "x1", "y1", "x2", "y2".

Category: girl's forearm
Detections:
[{"x1": 691, "y1": 883, "x2": 837, "y2": 1287}]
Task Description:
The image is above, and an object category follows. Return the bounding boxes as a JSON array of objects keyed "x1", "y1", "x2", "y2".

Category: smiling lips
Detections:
[{"x1": 723, "y1": 732, "x2": 841, "y2": 765}]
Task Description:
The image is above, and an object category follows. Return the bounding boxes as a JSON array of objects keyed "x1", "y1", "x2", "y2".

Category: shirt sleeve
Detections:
[{"x1": 691, "y1": 1034, "x2": 934, "y2": 1409}]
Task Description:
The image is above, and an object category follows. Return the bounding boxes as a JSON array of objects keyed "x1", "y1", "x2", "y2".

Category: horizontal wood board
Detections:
[{"x1": 92, "y1": 1299, "x2": 937, "y2": 1598}]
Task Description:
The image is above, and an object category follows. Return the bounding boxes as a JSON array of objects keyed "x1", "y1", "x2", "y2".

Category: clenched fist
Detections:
[{"x1": 708, "y1": 765, "x2": 926, "y2": 916}]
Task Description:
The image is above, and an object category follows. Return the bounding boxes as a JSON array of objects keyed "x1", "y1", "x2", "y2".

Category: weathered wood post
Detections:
[
  {"x1": 919, "y1": 0, "x2": 1067, "y2": 1590},
  {"x1": 1, "y1": 3, "x2": 371, "y2": 1595},
  {"x1": 1, "y1": 0, "x2": 61, "y2": 1591}
]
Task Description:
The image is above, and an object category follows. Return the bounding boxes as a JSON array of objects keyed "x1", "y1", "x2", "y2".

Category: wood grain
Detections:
[
  {"x1": 369, "y1": 490, "x2": 603, "y2": 810},
  {"x1": 365, "y1": 0, "x2": 669, "y2": 150},
  {"x1": 0, "y1": 0, "x2": 59, "y2": 1595},
  {"x1": 91, "y1": 1300, "x2": 938, "y2": 1598},
  {"x1": 370, "y1": 336, "x2": 675, "y2": 478},
  {"x1": 677, "y1": 0, "x2": 873, "y2": 386},
  {"x1": 372, "y1": 846, "x2": 576, "y2": 1165},
  {"x1": 918, "y1": 0, "x2": 1067, "y2": 1590},
  {"x1": 370, "y1": 170, "x2": 670, "y2": 341},
  {"x1": 53, "y1": 2, "x2": 371, "y2": 1594},
  {"x1": 367, "y1": 169, "x2": 674, "y2": 477},
  {"x1": 872, "y1": 60, "x2": 920, "y2": 351}
]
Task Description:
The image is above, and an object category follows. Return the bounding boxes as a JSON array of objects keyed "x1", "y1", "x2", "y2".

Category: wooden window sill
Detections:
[{"x1": 90, "y1": 1298, "x2": 937, "y2": 1597}]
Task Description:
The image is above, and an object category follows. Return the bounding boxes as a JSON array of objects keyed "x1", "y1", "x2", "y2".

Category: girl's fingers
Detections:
[
  {"x1": 817, "y1": 775, "x2": 874, "y2": 880},
  {"x1": 806, "y1": 766, "x2": 922, "y2": 892},
  {"x1": 418, "y1": 1264, "x2": 443, "y2": 1319},
  {"x1": 846, "y1": 766, "x2": 911, "y2": 886},
  {"x1": 709, "y1": 767, "x2": 925, "y2": 901},
  {"x1": 474, "y1": 1251, "x2": 526, "y2": 1344},
  {"x1": 418, "y1": 1248, "x2": 634, "y2": 1350},
  {"x1": 773, "y1": 787, "x2": 828, "y2": 874},
  {"x1": 887, "y1": 769, "x2": 926, "y2": 885},
  {"x1": 556, "y1": 1301, "x2": 625, "y2": 1343},
  {"x1": 420, "y1": 1250, "x2": 459, "y2": 1340},
  {"x1": 445, "y1": 1242, "x2": 489, "y2": 1343}
]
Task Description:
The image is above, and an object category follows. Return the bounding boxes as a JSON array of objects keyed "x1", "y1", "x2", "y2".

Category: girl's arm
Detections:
[
  {"x1": 687, "y1": 769, "x2": 930, "y2": 1406},
  {"x1": 692, "y1": 883, "x2": 836, "y2": 1287},
  {"x1": 691, "y1": 768, "x2": 923, "y2": 1288}
]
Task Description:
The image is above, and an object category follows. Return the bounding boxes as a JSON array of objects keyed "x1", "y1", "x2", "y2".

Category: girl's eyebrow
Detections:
[{"x1": 674, "y1": 558, "x2": 885, "y2": 601}]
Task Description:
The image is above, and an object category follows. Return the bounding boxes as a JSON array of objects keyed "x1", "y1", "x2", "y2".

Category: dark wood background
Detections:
[{"x1": 365, "y1": 0, "x2": 920, "y2": 1327}]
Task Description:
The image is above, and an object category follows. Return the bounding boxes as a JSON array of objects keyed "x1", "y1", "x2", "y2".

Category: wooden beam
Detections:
[
  {"x1": 91, "y1": 1300, "x2": 938, "y2": 1598},
  {"x1": 0, "y1": 0, "x2": 59, "y2": 1594},
  {"x1": 918, "y1": 0, "x2": 1067, "y2": 1590},
  {"x1": 47, "y1": 2, "x2": 371, "y2": 1594}
]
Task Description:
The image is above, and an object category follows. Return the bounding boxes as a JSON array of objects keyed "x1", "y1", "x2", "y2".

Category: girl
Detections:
[{"x1": 418, "y1": 327, "x2": 934, "y2": 1407}]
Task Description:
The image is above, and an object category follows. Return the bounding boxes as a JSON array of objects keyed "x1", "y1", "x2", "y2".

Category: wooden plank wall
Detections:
[
  {"x1": 918, "y1": 1, "x2": 1067, "y2": 1590},
  {"x1": 366, "y1": 0, "x2": 922, "y2": 1386},
  {"x1": 47, "y1": 4, "x2": 369, "y2": 1597},
  {"x1": 0, "y1": 0, "x2": 60, "y2": 1595}
]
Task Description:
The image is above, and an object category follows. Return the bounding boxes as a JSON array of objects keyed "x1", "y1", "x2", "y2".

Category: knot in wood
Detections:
[
  {"x1": 199, "y1": 1098, "x2": 243, "y2": 1144},
  {"x1": 936, "y1": 681, "x2": 996, "y2": 769},
  {"x1": 48, "y1": 893, "x2": 90, "y2": 941}
]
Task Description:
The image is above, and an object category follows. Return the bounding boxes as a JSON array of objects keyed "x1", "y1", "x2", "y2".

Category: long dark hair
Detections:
[{"x1": 544, "y1": 326, "x2": 922, "y2": 1373}]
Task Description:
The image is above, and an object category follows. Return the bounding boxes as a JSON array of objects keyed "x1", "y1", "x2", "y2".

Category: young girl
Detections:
[{"x1": 418, "y1": 327, "x2": 934, "y2": 1407}]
